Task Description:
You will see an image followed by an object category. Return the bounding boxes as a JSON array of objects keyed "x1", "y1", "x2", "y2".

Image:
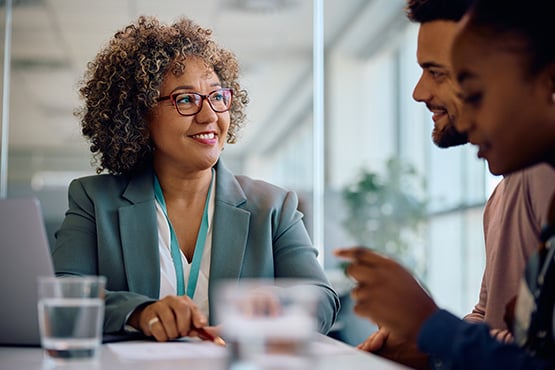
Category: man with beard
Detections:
[{"x1": 355, "y1": 0, "x2": 555, "y2": 368}]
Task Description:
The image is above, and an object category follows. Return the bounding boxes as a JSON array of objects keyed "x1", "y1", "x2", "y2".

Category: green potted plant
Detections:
[{"x1": 342, "y1": 157, "x2": 428, "y2": 272}]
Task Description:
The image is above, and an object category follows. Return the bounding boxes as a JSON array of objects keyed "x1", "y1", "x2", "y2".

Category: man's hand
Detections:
[
  {"x1": 359, "y1": 328, "x2": 430, "y2": 370},
  {"x1": 335, "y1": 247, "x2": 438, "y2": 342},
  {"x1": 358, "y1": 328, "x2": 389, "y2": 352}
]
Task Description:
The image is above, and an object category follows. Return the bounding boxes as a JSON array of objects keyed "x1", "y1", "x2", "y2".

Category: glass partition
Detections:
[{"x1": 1, "y1": 0, "x2": 497, "y2": 346}]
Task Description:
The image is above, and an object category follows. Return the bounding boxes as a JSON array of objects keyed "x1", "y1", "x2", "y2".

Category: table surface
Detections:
[{"x1": 0, "y1": 334, "x2": 411, "y2": 370}]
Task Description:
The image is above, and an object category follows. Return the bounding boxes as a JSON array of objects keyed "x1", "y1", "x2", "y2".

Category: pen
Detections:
[{"x1": 196, "y1": 326, "x2": 226, "y2": 346}]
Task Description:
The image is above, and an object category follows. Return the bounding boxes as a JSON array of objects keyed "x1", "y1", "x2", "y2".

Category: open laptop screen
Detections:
[{"x1": 0, "y1": 197, "x2": 54, "y2": 346}]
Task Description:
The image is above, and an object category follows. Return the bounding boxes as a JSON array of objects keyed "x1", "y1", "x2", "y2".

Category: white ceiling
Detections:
[{"x1": 1, "y1": 0, "x2": 382, "y2": 162}]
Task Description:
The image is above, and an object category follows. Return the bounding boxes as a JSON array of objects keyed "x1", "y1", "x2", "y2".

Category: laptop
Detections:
[
  {"x1": 0, "y1": 197, "x2": 148, "y2": 346},
  {"x1": 0, "y1": 197, "x2": 55, "y2": 346}
]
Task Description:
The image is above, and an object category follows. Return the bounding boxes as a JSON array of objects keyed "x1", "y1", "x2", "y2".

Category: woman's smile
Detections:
[{"x1": 190, "y1": 131, "x2": 218, "y2": 145}]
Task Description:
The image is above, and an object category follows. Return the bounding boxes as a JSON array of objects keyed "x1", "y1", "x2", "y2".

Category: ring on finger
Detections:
[{"x1": 148, "y1": 316, "x2": 160, "y2": 330}]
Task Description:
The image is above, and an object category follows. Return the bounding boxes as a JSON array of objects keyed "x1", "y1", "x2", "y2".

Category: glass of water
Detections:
[
  {"x1": 37, "y1": 276, "x2": 106, "y2": 361},
  {"x1": 215, "y1": 279, "x2": 319, "y2": 370}
]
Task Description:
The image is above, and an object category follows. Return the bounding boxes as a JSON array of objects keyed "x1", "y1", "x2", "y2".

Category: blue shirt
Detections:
[{"x1": 418, "y1": 309, "x2": 554, "y2": 370}]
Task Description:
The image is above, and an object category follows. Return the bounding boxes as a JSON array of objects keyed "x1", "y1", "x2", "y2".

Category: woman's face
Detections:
[
  {"x1": 149, "y1": 57, "x2": 230, "y2": 173},
  {"x1": 451, "y1": 27, "x2": 555, "y2": 175}
]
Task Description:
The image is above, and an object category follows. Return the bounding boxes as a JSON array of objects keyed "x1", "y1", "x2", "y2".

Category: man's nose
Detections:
[{"x1": 412, "y1": 74, "x2": 432, "y2": 104}]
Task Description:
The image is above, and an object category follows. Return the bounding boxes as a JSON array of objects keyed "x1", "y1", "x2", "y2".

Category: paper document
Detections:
[
  {"x1": 108, "y1": 336, "x2": 354, "y2": 361},
  {"x1": 108, "y1": 340, "x2": 227, "y2": 361}
]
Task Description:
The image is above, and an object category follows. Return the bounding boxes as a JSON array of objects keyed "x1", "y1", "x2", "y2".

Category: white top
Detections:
[{"x1": 155, "y1": 174, "x2": 216, "y2": 319}]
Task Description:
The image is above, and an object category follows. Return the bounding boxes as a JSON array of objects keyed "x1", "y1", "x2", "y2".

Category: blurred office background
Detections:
[{"x1": 0, "y1": 0, "x2": 498, "y2": 345}]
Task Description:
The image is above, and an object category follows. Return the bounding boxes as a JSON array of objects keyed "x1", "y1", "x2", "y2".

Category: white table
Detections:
[{"x1": 0, "y1": 334, "x2": 411, "y2": 370}]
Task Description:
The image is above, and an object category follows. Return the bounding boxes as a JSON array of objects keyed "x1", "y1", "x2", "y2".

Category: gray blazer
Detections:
[{"x1": 53, "y1": 160, "x2": 339, "y2": 334}]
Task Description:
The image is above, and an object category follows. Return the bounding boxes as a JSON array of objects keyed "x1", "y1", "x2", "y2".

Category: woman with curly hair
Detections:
[{"x1": 52, "y1": 15, "x2": 339, "y2": 342}]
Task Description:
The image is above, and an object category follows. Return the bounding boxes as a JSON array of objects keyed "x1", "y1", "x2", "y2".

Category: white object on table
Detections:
[{"x1": 0, "y1": 334, "x2": 413, "y2": 370}]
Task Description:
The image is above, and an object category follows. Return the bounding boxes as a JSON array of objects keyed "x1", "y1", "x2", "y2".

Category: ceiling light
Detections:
[{"x1": 229, "y1": 0, "x2": 298, "y2": 13}]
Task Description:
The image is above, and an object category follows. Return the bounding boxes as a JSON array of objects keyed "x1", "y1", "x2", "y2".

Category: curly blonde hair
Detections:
[{"x1": 76, "y1": 16, "x2": 249, "y2": 175}]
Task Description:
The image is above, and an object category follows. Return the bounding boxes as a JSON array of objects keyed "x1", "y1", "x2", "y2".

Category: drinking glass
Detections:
[
  {"x1": 215, "y1": 279, "x2": 319, "y2": 370},
  {"x1": 37, "y1": 276, "x2": 106, "y2": 361}
]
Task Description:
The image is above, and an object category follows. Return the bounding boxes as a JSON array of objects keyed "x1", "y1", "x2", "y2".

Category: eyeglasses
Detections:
[{"x1": 158, "y1": 88, "x2": 233, "y2": 117}]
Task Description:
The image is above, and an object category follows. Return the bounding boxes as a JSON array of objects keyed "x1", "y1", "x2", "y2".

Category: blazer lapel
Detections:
[
  {"x1": 119, "y1": 168, "x2": 160, "y2": 298},
  {"x1": 114, "y1": 162, "x2": 250, "y2": 304},
  {"x1": 210, "y1": 160, "x2": 250, "y2": 281}
]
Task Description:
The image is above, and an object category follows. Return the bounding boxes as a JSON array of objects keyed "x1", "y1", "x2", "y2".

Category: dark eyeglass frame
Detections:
[{"x1": 157, "y1": 88, "x2": 233, "y2": 117}]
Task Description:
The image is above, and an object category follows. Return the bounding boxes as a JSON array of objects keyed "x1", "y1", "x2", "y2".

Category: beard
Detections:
[{"x1": 432, "y1": 120, "x2": 468, "y2": 148}]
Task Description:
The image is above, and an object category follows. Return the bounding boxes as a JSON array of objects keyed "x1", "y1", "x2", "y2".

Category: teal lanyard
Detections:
[{"x1": 153, "y1": 169, "x2": 214, "y2": 298}]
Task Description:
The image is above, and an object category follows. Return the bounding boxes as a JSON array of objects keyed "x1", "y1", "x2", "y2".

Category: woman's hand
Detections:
[{"x1": 128, "y1": 295, "x2": 208, "y2": 342}]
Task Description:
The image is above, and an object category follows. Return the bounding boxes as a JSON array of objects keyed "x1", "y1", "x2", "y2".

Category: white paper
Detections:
[
  {"x1": 107, "y1": 340, "x2": 227, "y2": 361},
  {"x1": 310, "y1": 340, "x2": 359, "y2": 355},
  {"x1": 108, "y1": 336, "x2": 353, "y2": 362}
]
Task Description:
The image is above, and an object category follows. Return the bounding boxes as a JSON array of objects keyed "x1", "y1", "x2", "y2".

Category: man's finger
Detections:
[{"x1": 334, "y1": 247, "x2": 386, "y2": 266}]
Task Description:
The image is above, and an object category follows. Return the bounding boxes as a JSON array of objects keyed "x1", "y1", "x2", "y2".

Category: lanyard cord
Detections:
[{"x1": 153, "y1": 168, "x2": 214, "y2": 298}]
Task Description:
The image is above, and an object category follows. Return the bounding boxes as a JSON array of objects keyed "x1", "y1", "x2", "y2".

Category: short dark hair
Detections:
[
  {"x1": 466, "y1": 0, "x2": 555, "y2": 77},
  {"x1": 406, "y1": 0, "x2": 474, "y2": 23}
]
